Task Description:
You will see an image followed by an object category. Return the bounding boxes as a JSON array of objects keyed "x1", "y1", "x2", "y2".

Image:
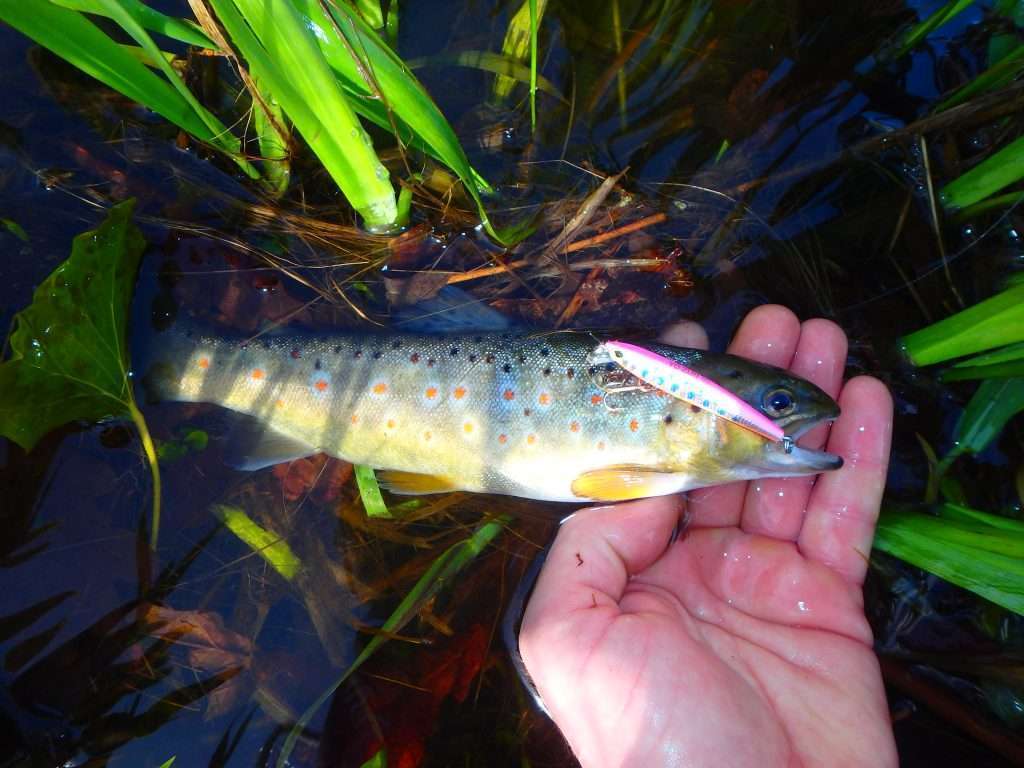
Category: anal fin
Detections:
[
  {"x1": 570, "y1": 465, "x2": 680, "y2": 501},
  {"x1": 377, "y1": 470, "x2": 460, "y2": 495},
  {"x1": 224, "y1": 417, "x2": 319, "y2": 471}
]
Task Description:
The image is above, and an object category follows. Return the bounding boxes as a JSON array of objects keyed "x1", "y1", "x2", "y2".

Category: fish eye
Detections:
[{"x1": 764, "y1": 388, "x2": 795, "y2": 417}]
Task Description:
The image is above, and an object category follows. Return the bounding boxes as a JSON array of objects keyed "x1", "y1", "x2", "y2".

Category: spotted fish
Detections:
[{"x1": 141, "y1": 324, "x2": 842, "y2": 502}]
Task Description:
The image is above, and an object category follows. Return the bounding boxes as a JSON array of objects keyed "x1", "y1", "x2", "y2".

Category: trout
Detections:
[{"x1": 142, "y1": 325, "x2": 842, "y2": 502}]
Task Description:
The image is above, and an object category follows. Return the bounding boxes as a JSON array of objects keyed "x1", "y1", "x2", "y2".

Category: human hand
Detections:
[{"x1": 519, "y1": 305, "x2": 897, "y2": 768}]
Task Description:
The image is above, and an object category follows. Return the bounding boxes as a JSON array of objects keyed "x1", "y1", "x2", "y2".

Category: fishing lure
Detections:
[{"x1": 600, "y1": 340, "x2": 789, "y2": 446}]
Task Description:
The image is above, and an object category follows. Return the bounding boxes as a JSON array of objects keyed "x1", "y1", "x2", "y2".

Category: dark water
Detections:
[{"x1": 2, "y1": 1, "x2": 1024, "y2": 765}]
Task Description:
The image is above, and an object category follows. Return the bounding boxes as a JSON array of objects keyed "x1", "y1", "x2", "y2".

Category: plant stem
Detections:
[{"x1": 129, "y1": 398, "x2": 162, "y2": 550}]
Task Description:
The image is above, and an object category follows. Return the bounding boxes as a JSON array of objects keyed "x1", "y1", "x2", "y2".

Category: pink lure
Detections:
[{"x1": 602, "y1": 340, "x2": 786, "y2": 443}]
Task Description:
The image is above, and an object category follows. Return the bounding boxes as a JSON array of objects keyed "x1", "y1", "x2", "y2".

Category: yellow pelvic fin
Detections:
[
  {"x1": 570, "y1": 465, "x2": 680, "y2": 501},
  {"x1": 376, "y1": 470, "x2": 460, "y2": 495}
]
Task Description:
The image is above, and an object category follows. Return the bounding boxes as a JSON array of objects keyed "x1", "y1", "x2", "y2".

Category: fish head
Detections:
[{"x1": 645, "y1": 346, "x2": 843, "y2": 485}]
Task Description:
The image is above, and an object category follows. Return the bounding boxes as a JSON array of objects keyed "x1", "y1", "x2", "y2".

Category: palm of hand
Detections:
[{"x1": 520, "y1": 306, "x2": 898, "y2": 768}]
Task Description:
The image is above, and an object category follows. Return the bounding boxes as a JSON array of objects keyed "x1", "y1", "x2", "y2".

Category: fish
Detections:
[{"x1": 140, "y1": 323, "x2": 842, "y2": 502}]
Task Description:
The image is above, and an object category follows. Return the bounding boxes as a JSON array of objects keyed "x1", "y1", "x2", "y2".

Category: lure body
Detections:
[
  {"x1": 142, "y1": 326, "x2": 841, "y2": 502},
  {"x1": 599, "y1": 340, "x2": 785, "y2": 442}
]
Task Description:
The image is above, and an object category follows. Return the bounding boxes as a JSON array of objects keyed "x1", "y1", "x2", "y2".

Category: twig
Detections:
[{"x1": 565, "y1": 212, "x2": 667, "y2": 252}]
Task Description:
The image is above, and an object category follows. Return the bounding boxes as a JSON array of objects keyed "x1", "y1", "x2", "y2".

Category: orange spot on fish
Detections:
[
  {"x1": 251, "y1": 369, "x2": 264, "y2": 380},
  {"x1": 350, "y1": 414, "x2": 359, "y2": 425},
  {"x1": 527, "y1": 434, "x2": 537, "y2": 445},
  {"x1": 314, "y1": 379, "x2": 329, "y2": 392},
  {"x1": 198, "y1": 357, "x2": 210, "y2": 369},
  {"x1": 372, "y1": 382, "x2": 388, "y2": 395},
  {"x1": 538, "y1": 392, "x2": 552, "y2": 406},
  {"x1": 498, "y1": 434, "x2": 508, "y2": 444},
  {"x1": 629, "y1": 419, "x2": 639, "y2": 432},
  {"x1": 570, "y1": 421, "x2": 580, "y2": 433},
  {"x1": 424, "y1": 430, "x2": 432, "y2": 441},
  {"x1": 275, "y1": 399, "x2": 285, "y2": 409},
  {"x1": 454, "y1": 386, "x2": 467, "y2": 400},
  {"x1": 597, "y1": 441, "x2": 606, "y2": 451},
  {"x1": 591, "y1": 394, "x2": 603, "y2": 405},
  {"x1": 503, "y1": 389, "x2": 515, "y2": 401},
  {"x1": 463, "y1": 421, "x2": 474, "y2": 434},
  {"x1": 425, "y1": 386, "x2": 438, "y2": 399},
  {"x1": 387, "y1": 419, "x2": 396, "y2": 429}
]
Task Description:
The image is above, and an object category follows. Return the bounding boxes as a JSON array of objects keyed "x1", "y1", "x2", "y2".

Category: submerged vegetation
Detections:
[{"x1": 2, "y1": 0, "x2": 1024, "y2": 764}]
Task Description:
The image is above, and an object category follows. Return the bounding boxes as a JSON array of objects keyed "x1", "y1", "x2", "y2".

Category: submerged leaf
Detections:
[
  {"x1": 0, "y1": 200, "x2": 141, "y2": 449},
  {"x1": 212, "y1": 504, "x2": 301, "y2": 581},
  {"x1": 940, "y1": 378, "x2": 1024, "y2": 471},
  {"x1": 355, "y1": 465, "x2": 391, "y2": 518},
  {"x1": 875, "y1": 505, "x2": 1024, "y2": 615}
]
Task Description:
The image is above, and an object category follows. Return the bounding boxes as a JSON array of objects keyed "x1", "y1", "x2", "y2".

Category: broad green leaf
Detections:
[
  {"x1": 0, "y1": 200, "x2": 163, "y2": 546},
  {"x1": 902, "y1": 283, "x2": 1024, "y2": 366},
  {"x1": 494, "y1": 0, "x2": 548, "y2": 100},
  {"x1": 279, "y1": 516, "x2": 509, "y2": 767},
  {"x1": 939, "y1": 378, "x2": 1024, "y2": 471},
  {"x1": 50, "y1": 0, "x2": 215, "y2": 48},
  {"x1": 875, "y1": 506, "x2": 1024, "y2": 615},
  {"x1": 0, "y1": 0, "x2": 256, "y2": 178},
  {"x1": 212, "y1": 504, "x2": 301, "y2": 580},
  {"x1": 936, "y1": 42, "x2": 1024, "y2": 112},
  {"x1": 355, "y1": 465, "x2": 391, "y2": 518},
  {"x1": 407, "y1": 51, "x2": 565, "y2": 101},
  {"x1": 359, "y1": 749, "x2": 386, "y2": 768},
  {"x1": 941, "y1": 133, "x2": 1024, "y2": 210},
  {"x1": 943, "y1": 342, "x2": 1024, "y2": 381},
  {"x1": 891, "y1": 0, "x2": 975, "y2": 60},
  {"x1": 207, "y1": 0, "x2": 397, "y2": 229},
  {"x1": 157, "y1": 759, "x2": 176, "y2": 768}
]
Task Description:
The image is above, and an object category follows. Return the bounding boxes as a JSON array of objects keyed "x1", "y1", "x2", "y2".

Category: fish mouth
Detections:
[{"x1": 757, "y1": 412, "x2": 843, "y2": 475}]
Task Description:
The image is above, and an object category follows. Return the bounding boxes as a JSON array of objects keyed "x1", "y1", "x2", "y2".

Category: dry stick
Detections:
[
  {"x1": 919, "y1": 134, "x2": 965, "y2": 309},
  {"x1": 556, "y1": 265, "x2": 604, "y2": 328},
  {"x1": 885, "y1": 194, "x2": 933, "y2": 323},
  {"x1": 564, "y1": 212, "x2": 667, "y2": 252}
]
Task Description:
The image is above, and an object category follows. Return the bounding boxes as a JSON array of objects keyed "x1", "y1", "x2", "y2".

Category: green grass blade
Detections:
[
  {"x1": 206, "y1": 0, "x2": 397, "y2": 229},
  {"x1": 935, "y1": 42, "x2": 1024, "y2": 111},
  {"x1": 250, "y1": 76, "x2": 291, "y2": 197},
  {"x1": 406, "y1": 51, "x2": 564, "y2": 101},
  {"x1": 354, "y1": 465, "x2": 390, "y2": 518},
  {"x1": 50, "y1": 0, "x2": 216, "y2": 48},
  {"x1": 494, "y1": 0, "x2": 547, "y2": 101},
  {"x1": 941, "y1": 133, "x2": 1024, "y2": 211},
  {"x1": 290, "y1": 0, "x2": 518, "y2": 240},
  {"x1": 212, "y1": 504, "x2": 301, "y2": 580},
  {"x1": 0, "y1": 0, "x2": 251, "y2": 175},
  {"x1": 874, "y1": 508, "x2": 1024, "y2": 615},
  {"x1": 277, "y1": 516, "x2": 508, "y2": 768},
  {"x1": 901, "y1": 283, "x2": 1024, "y2": 366},
  {"x1": 529, "y1": 0, "x2": 538, "y2": 129},
  {"x1": 940, "y1": 378, "x2": 1024, "y2": 468},
  {"x1": 942, "y1": 342, "x2": 1024, "y2": 381},
  {"x1": 891, "y1": 0, "x2": 975, "y2": 59}
]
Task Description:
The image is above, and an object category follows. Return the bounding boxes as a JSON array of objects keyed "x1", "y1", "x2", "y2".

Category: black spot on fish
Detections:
[
  {"x1": 333, "y1": 345, "x2": 341, "y2": 354},
  {"x1": 450, "y1": 346, "x2": 459, "y2": 357},
  {"x1": 690, "y1": 405, "x2": 701, "y2": 413},
  {"x1": 410, "y1": 352, "x2": 420, "y2": 363},
  {"x1": 372, "y1": 350, "x2": 383, "y2": 360},
  {"x1": 523, "y1": 408, "x2": 532, "y2": 417},
  {"x1": 664, "y1": 414, "x2": 674, "y2": 424},
  {"x1": 473, "y1": 335, "x2": 483, "y2": 343},
  {"x1": 469, "y1": 354, "x2": 478, "y2": 363},
  {"x1": 427, "y1": 358, "x2": 436, "y2": 367},
  {"x1": 566, "y1": 367, "x2": 575, "y2": 378},
  {"x1": 502, "y1": 363, "x2": 512, "y2": 373},
  {"x1": 391, "y1": 340, "x2": 401, "y2": 349},
  {"x1": 541, "y1": 348, "x2": 550, "y2": 356},
  {"x1": 588, "y1": 366, "x2": 598, "y2": 375},
  {"x1": 485, "y1": 354, "x2": 495, "y2": 364},
  {"x1": 314, "y1": 359, "x2": 322, "y2": 370},
  {"x1": 290, "y1": 348, "x2": 301, "y2": 359},
  {"x1": 354, "y1": 349, "x2": 363, "y2": 359},
  {"x1": 518, "y1": 354, "x2": 526, "y2": 364},
  {"x1": 543, "y1": 367, "x2": 551, "y2": 376}
]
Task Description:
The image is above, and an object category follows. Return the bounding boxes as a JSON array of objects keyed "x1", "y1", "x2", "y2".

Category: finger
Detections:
[
  {"x1": 798, "y1": 377, "x2": 893, "y2": 584},
  {"x1": 658, "y1": 319, "x2": 709, "y2": 350},
  {"x1": 521, "y1": 496, "x2": 683, "y2": 630},
  {"x1": 687, "y1": 305, "x2": 801, "y2": 528},
  {"x1": 740, "y1": 319, "x2": 848, "y2": 540}
]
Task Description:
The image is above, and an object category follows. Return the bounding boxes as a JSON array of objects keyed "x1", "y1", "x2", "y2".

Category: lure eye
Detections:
[{"x1": 763, "y1": 388, "x2": 795, "y2": 418}]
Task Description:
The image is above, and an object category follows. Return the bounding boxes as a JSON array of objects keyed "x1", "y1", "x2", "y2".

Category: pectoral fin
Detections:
[
  {"x1": 224, "y1": 418, "x2": 319, "y2": 470},
  {"x1": 571, "y1": 465, "x2": 682, "y2": 501},
  {"x1": 377, "y1": 470, "x2": 460, "y2": 495}
]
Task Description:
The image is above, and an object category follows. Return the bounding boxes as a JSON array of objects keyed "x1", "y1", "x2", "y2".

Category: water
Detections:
[{"x1": 2, "y1": 1, "x2": 1023, "y2": 765}]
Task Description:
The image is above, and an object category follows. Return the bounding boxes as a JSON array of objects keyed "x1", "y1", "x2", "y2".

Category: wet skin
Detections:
[{"x1": 520, "y1": 305, "x2": 897, "y2": 768}]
